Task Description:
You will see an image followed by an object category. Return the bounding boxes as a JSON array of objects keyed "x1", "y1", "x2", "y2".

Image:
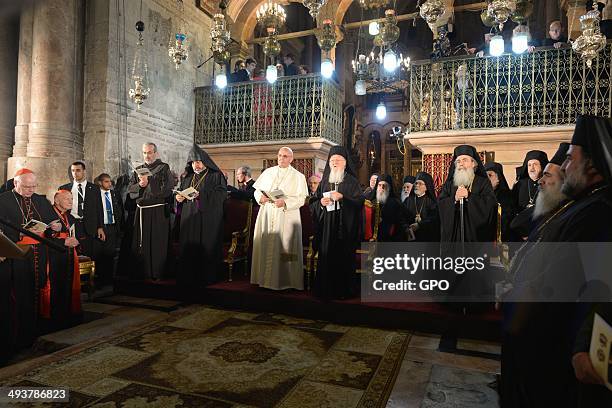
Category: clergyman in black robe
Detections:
[
  {"x1": 128, "y1": 143, "x2": 174, "y2": 280},
  {"x1": 372, "y1": 174, "x2": 411, "y2": 242},
  {"x1": 484, "y1": 162, "x2": 517, "y2": 242},
  {"x1": 400, "y1": 175, "x2": 416, "y2": 207},
  {"x1": 176, "y1": 144, "x2": 226, "y2": 294},
  {"x1": 512, "y1": 150, "x2": 549, "y2": 212},
  {"x1": 0, "y1": 169, "x2": 57, "y2": 361},
  {"x1": 311, "y1": 146, "x2": 364, "y2": 299},
  {"x1": 405, "y1": 172, "x2": 440, "y2": 242},
  {"x1": 501, "y1": 116, "x2": 612, "y2": 408},
  {"x1": 44, "y1": 190, "x2": 82, "y2": 331},
  {"x1": 510, "y1": 143, "x2": 570, "y2": 240},
  {"x1": 438, "y1": 145, "x2": 497, "y2": 243}
]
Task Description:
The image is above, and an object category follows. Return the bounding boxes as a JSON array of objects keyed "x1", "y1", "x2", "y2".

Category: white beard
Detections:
[
  {"x1": 328, "y1": 168, "x2": 345, "y2": 185},
  {"x1": 453, "y1": 167, "x2": 475, "y2": 188},
  {"x1": 376, "y1": 189, "x2": 389, "y2": 204},
  {"x1": 400, "y1": 191, "x2": 409, "y2": 202},
  {"x1": 533, "y1": 185, "x2": 566, "y2": 219}
]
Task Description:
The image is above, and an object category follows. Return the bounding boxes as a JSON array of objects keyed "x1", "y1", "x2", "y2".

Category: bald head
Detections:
[
  {"x1": 14, "y1": 173, "x2": 37, "y2": 198},
  {"x1": 277, "y1": 147, "x2": 294, "y2": 168},
  {"x1": 54, "y1": 190, "x2": 73, "y2": 212}
]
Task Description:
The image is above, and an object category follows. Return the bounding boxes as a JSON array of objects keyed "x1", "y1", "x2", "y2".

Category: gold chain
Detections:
[{"x1": 190, "y1": 169, "x2": 208, "y2": 190}]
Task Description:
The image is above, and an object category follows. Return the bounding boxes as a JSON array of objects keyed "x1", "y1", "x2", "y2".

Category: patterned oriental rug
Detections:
[{"x1": 6, "y1": 306, "x2": 410, "y2": 407}]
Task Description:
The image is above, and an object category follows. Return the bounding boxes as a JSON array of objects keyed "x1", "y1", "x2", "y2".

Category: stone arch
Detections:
[{"x1": 228, "y1": 0, "x2": 309, "y2": 44}]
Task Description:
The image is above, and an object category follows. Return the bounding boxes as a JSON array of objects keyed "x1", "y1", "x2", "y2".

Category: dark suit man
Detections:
[
  {"x1": 94, "y1": 173, "x2": 124, "y2": 285},
  {"x1": 283, "y1": 54, "x2": 298, "y2": 76},
  {"x1": 58, "y1": 161, "x2": 104, "y2": 258},
  {"x1": 0, "y1": 178, "x2": 14, "y2": 194},
  {"x1": 228, "y1": 165, "x2": 257, "y2": 205},
  {"x1": 230, "y1": 58, "x2": 256, "y2": 83}
]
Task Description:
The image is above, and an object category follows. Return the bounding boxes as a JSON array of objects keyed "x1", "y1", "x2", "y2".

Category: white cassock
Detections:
[{"x1": 251, "y1": 165, "x2": 308, "y2": 290}]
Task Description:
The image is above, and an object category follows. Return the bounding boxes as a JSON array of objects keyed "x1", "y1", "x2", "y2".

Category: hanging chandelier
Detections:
[
  {"x1": 352, "y1": 49, "x2": 410, "y2": 95},
  {"x1": 129, "y1": 20, "x2": 150, "y2": 109},
  {"x1": 510, "y1": 0, "x2": 533, "y2": 25},
  {"x1": 256, "y1": 0, "x2": 286, "y2": 30},
  {"x1": 263, "y1": 27, "x2": 282, "y2": 58},
  {"x1": 419, "y1": 0, "x2": 446, "y2": 27},
  {"x1": 303, "y1": 0, "x2": 327, "y2": 20},
  {"x1": 352, "y1": 5, "x2": 410, "y2": 95},
  {"x1": 486, "y1": 0, "x2": 516, "y2": 31},
  {"x1": 379, "y1": 9, "x2": 400, "y2": 46},
  {"x1": 316, "y1": 18, "x2": 338, "y2": 78},
  {"x1": 573, "y1": 3, "x2": 608, "y2": 68},
  {"x1": 168, "y1": 1, "x2": 188, "y2": 70},
  {"x1": 169, "y1": 33, "x2": 188, "y2": 69},
  {"x1": 211, "y1": 12, "x2": 231, "y2": 65}
]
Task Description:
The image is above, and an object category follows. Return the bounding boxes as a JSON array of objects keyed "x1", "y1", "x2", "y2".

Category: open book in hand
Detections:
[
  {"x1": 134, "y1": 166, "x2": 152, "y2": 177},
  {"x1": 174, "y1": 187, "x2": 199, "y2": 200},
  {"x1": 261, "y1": 189, "x2": 286, "y2": 203},
  {"x1": 589, "y1": 313, "x2": 612, "y2": 391},
  {"x1": 22, "y1": 219, "x2": 49, "y2": 235}
]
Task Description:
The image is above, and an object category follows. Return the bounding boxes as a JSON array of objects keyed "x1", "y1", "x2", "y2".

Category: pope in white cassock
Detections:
[{"x1": 251, "y1": 147, "x2": 308, "y2": 290}]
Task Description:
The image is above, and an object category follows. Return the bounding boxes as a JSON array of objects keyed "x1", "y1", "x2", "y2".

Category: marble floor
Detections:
[
  {"x1": 387, "y1": 332, "x2": 500, "y2": 408},
  {"x1": 0, "y1": 295, "x2": 501, "y2": 407}
]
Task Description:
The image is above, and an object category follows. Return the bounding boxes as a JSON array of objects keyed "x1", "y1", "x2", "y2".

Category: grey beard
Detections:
[
  {"x1": 328, "y1": 168, "x2": 345, "y2": 184},
  {"x1": 453, "y1": 167, "x2": 475, "y2": 188},
  {"x1": 400, "y1": 191, "x2": 409, "y2": 202},
  {"x1": 533, "y1": 185, "x2": 567, "y2": 219},
  {"x1": 561, "y1": 161, "x2": 589, "y2": 198},
  {"x1": 376, "y1": 189, "x2": 389, "y2": 204}
]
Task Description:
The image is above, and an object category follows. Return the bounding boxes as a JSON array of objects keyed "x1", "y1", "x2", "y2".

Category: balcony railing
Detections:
[
  {"x1": 194, "y1": 74, "x2": 343, "y2": 145},
  {"x1": 408, "y1": 44, "x2": 612, "y2": 132}
]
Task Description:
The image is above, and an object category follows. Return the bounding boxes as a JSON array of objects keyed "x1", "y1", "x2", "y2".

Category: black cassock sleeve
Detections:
[
  {"x1": 418, "y1": 198, "x2": 440, "y2": 241},
  {"x1": 198, "y1": 172, "x2": 227, "y2": 215}
]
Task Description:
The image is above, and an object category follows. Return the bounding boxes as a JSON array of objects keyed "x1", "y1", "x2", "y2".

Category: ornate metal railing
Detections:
[
  {"x1": 409, "y1": 44, "x2": 612, "y2": 132},
  {"x1": 194, "y1": 74, "x2": 343, "y2": 145}
]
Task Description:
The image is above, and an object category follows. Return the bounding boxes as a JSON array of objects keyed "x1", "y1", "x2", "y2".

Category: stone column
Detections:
[
  {"x1": 9, "y1": 0, "x2": 85, "y2": 198},
  {"x1": 13, "y1": 3, "x2": 34, "y2": 158},
  {"x1": 0, "y1": 16, "x2": 19, "y2": 183}
]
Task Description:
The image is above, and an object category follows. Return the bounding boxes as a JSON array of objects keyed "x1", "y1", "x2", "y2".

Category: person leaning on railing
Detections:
[{"x1": 526, "y1": 20, "x2": 568, "y2": 53}]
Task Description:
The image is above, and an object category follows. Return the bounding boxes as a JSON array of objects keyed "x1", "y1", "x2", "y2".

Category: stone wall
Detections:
[{"x1": 84, "y1": 0, "x2": 214, "y2": 185}]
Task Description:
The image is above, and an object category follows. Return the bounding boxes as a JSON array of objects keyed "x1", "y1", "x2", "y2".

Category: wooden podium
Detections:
[{"x1": 0, "y1": 231, "x2": 30, "y2": 259}]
